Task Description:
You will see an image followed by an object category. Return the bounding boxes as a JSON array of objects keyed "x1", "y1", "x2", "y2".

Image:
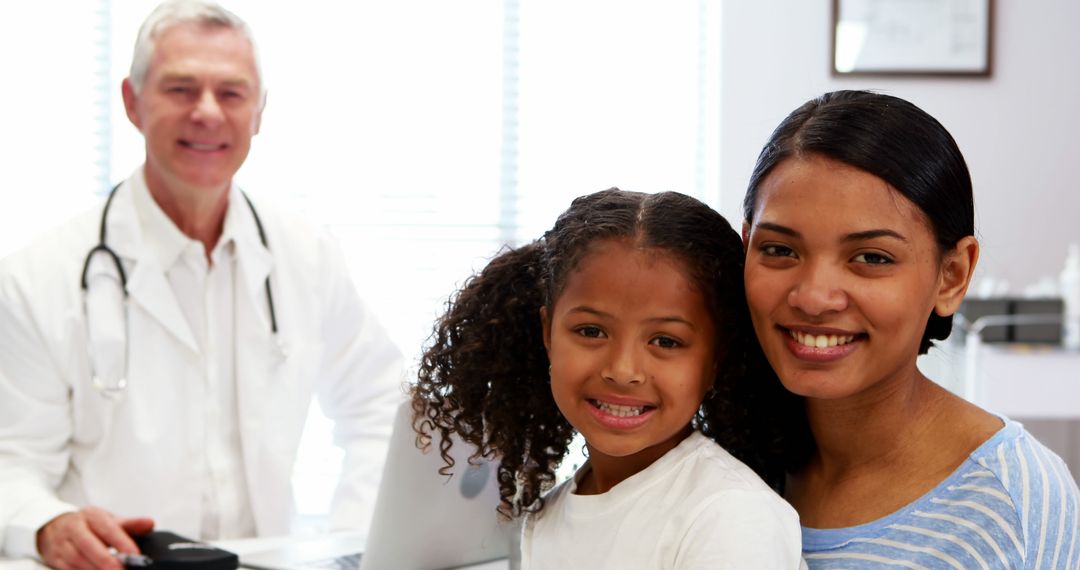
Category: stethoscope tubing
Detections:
[
  {"x1": 80, "y1": 184, "x2": 129, "y2": 295},
  {"x1": 80, "y1": 182, "x2": 277, "y2": 397}
]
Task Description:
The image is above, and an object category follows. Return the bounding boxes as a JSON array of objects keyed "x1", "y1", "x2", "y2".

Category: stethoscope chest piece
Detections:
[
  {"x1": 82, "y1": 268, "x2": 131, "y2": 399},
  {"x1": 92, "y1": 375, "x2": 128, "y2": 400}
]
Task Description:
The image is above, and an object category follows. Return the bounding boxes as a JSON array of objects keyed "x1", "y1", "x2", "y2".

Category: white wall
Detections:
[{"x1": 717, "y1": 0, "x2": 1080, "y2": 291}]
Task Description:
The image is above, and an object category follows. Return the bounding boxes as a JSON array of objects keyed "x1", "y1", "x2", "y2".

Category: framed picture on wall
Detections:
[{"x1": 832, "y1": 0, "x2": 993, "y2": 77}]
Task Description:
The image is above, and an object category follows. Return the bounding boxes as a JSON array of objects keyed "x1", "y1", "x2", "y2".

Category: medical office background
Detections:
[{"x1": 2, "y1": 0, "x2": 1079, "y2": 530}]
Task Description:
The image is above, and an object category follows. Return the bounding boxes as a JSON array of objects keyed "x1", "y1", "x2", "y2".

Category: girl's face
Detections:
[
  {"x1": 743, "y1": 155, "x2": 972, "y2": 402},
  {"x1": 542, "y1": 239, "x2": 717, "y2": 470}
]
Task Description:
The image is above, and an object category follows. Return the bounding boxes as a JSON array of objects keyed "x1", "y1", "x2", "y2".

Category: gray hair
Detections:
[{"x1": 128, "y1": 0, "x2": 264, "y2": 96}]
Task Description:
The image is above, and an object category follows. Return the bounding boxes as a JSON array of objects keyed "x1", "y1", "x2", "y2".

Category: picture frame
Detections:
[{"x1": 831, "y1": 0, "x2": 993, "y2": 77}]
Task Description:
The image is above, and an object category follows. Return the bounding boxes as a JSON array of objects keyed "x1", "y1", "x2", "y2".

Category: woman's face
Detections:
[{"x1": 743, "y1": 155, "x2": 962, "y2": 402}]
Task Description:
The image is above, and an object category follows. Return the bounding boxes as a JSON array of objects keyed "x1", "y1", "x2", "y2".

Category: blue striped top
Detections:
[{"x1": 803, "y1": 419, "x2": 1080, "y2": 569}]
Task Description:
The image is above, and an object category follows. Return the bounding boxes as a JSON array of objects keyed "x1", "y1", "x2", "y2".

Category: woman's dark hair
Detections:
[
  {"x1": 413, "y1": 188, "x2": 802, "y2": 517},
  {"x1": 743, "y1": 90, "x2": 975, "y2": 355}
]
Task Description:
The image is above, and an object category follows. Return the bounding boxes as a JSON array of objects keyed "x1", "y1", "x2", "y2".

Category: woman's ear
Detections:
[
  {"x1": 934, "y1": 235, "x2": 980, "y2": 317},
  {"x1": 540, "y1": 306, "x2": 552, "y2": 353},
  {"x1": 741, "y1": 221, "x2": 750, "y2": 250}
]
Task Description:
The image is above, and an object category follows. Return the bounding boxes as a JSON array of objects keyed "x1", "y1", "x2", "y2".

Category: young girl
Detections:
[
  {"x1": 743, "y1": 90, "x2": 1080, "y2": 568},
  {"x1": 412, "y1": 189, "x2": 804, "y2": 568}
]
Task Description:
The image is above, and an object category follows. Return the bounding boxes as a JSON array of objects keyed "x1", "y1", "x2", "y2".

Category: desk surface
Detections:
[
  {"x1": 221, "y1": 533, "x2": 511, "y2": 570},
  {"x1": 0, "y1": 560, "x2": 507, "y2": 570},
  {"x1": 973, "y1": 345, "x2": 1080, "y2": 418},
  {"x1": 2, "y1": 534, "x2": 510, "y2": 570}
]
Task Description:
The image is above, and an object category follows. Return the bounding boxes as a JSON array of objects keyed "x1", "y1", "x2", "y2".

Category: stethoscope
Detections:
[{"x1": 80, "y1": 183, "x2": 278, "y2": 399}]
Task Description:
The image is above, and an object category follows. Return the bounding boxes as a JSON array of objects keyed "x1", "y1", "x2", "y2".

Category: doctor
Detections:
[{"x1": 0, "y1": 1, "x2": 405, "y2": 569}]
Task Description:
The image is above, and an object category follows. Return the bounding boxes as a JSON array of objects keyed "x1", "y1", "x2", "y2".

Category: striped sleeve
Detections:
[{"x1": 986, "y1": 431, "x2": 1080, "y2": 569}]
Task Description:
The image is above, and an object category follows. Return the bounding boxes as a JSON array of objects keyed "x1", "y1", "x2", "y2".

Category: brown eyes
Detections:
[
  {"x1": 852, "y1": 252, "x2": 894, "y2": 265},
  {"x1": 572, "y1": 327, "x2": 682, "y2": 349},
  {"x1": 649, "y1": 336, "x2": 681, "y2": 349},
  {"x1": 760, "y1": 244, "x2": 795, "y2": 258},
  {"x1": 575, "y1": 326, "x2": 605, "y2": 339},
  {"x1": 758, "y1": 245, "x2": 894, "y2": 266}
]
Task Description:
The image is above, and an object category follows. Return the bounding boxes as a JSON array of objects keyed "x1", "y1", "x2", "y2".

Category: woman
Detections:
[{"x1": 742, "y1": 90, "x2": 1080, "y2": 568}]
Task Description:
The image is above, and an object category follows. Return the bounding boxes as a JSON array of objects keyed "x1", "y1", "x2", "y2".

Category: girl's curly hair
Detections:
[{"x1": 412, "y1": 188, "x2": 808, "y2": 518}]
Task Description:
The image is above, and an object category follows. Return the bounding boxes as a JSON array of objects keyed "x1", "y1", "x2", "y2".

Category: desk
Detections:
[
  {"x1": 952, "y1": 312, "x2": 1080, "y2": 418},
  {"x1": 1, "y1": 534, "x2": 511, "y2": 570},
  {"x1": 966, "y1": 345, "x2": 1080, "y2": 419},
  {"x1": 219, "y1": 534, "x2": 511, "y2": 570}
]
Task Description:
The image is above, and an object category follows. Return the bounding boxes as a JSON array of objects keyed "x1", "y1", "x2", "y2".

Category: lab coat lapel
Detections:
[
  {"x1": 233, "y1": 216, "x2": 275, "y2": 335},
  {"x1": 234, "y1": 245, "x2": 276, "y2": 417},
  {"x1": 104, "y1": 181, "x2": 200, "y2": 354},
  {"x1": 232, "y1": 190, "x2": 276, "y2": 354},
  {"x1": 231, "y1": 199, "x2": 288, "y2": 534}
]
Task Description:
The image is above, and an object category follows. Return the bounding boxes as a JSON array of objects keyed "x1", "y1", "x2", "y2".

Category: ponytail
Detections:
[{"x1": 413, "y1": 241, "x2": 574, "y2": 517}]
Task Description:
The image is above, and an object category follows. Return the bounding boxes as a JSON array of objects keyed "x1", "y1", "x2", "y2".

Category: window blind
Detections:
[{"x1": 0, "y1": 1, "x2": 111, "y2": 256}]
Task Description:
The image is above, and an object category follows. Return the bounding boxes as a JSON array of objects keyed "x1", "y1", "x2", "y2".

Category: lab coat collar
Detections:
[
  {"x1": 130, "y1": 169, "x2": 190, "y2": 274},
  {"x1": 99, "y1": 169, "x2": 275, "y2": 353},
  {"x1": 101, "y1": 172, "x2": 199, "y2": 354}
]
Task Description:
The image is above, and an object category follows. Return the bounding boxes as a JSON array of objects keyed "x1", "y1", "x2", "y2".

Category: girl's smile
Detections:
[{"x1": 585, "y1": 395, "x2": 657, "y2": 429}]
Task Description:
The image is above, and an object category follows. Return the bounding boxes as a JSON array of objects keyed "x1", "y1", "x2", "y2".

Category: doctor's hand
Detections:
[{"x1": 36, "y1": 507, "x2": 155, "y2": 570}]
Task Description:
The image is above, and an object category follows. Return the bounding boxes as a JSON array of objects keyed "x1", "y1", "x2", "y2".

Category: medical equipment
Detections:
[{"x1": 79, "y1": 184, "x2": 277, "y2": 398}]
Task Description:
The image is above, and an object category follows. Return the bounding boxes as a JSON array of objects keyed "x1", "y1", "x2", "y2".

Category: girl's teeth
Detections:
[
  {"x1": 595, "y1": 400, "x2": 645, "y2": 417},
  {"x1": 790, "y1": 330, "x2": 855, "y2": 348}
]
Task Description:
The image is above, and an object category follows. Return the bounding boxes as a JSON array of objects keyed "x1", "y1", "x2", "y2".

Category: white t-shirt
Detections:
[{"x1": 521, "y1": 431, "x2": 806, "y2": 569}]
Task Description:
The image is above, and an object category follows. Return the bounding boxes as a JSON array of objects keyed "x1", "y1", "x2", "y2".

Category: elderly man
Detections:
[{"x1": 0, "y1": 1, "x2": 404, "y2": 568}]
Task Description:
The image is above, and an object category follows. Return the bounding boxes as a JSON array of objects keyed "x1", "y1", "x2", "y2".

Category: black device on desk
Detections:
[{"x1": 130, "y1": 531, "x2": 238, "y2": 570}]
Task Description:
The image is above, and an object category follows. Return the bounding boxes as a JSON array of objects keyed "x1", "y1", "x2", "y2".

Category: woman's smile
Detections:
[{"x1": 782, "y1": 327, "x2": 864, "y2": 362}]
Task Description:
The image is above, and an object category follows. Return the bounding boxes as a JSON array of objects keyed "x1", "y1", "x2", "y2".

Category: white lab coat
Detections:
[{"x1": 0, "y1": 174, "x2": 407, "y2": 557}]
